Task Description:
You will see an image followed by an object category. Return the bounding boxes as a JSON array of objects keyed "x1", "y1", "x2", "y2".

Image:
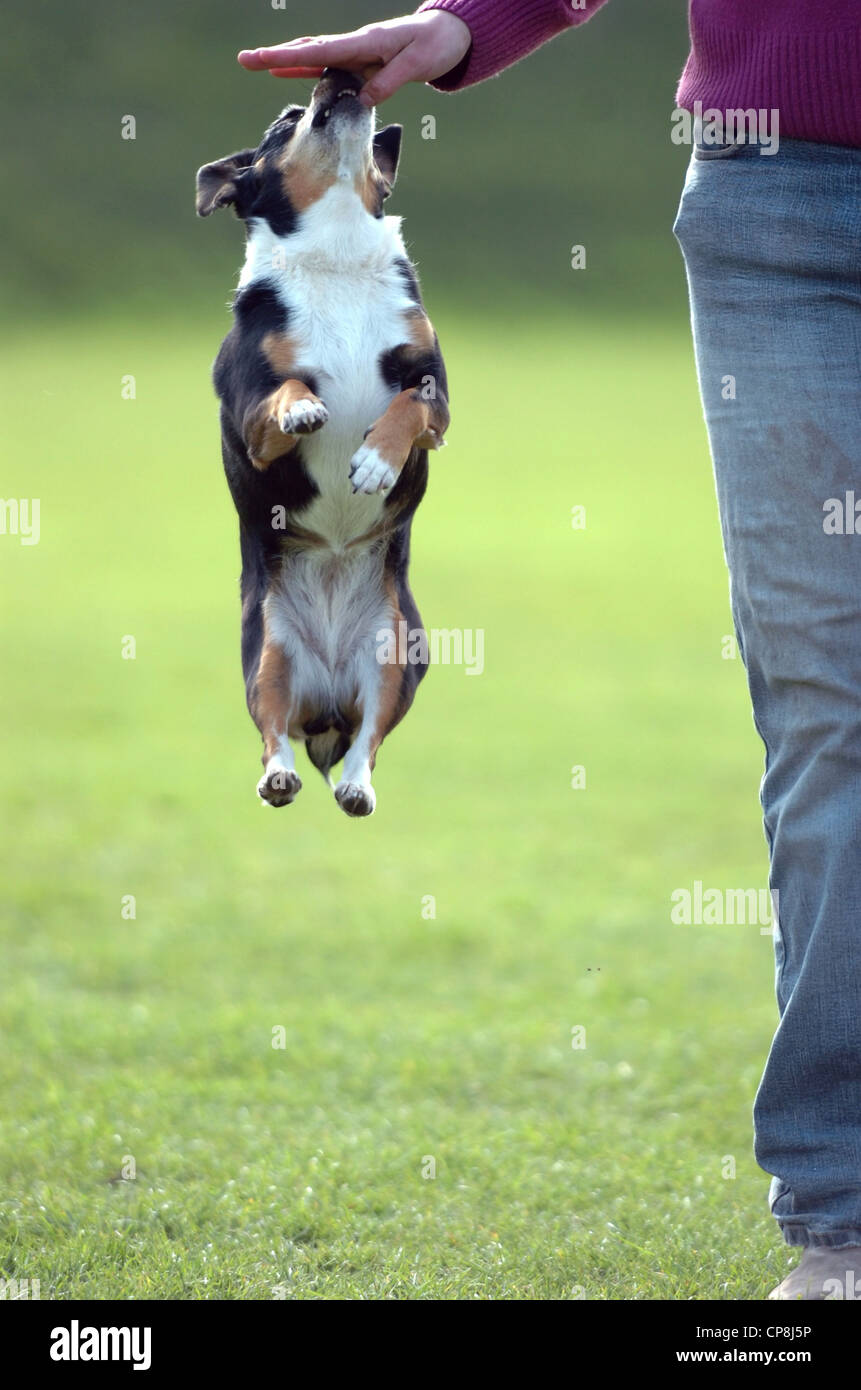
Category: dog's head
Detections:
[{"x1": 196, "y1": 68, "x2": 402, "y2": 234}]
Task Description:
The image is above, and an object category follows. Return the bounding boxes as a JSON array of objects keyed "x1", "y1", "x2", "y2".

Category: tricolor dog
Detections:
[{"x1": 197, "y1": 68, "x2": 449, "y2": 816}]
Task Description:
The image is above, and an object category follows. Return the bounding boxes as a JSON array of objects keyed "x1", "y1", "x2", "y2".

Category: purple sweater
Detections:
[{"x1": 416, "y1": 0, "x2": 861, "y2": 148}]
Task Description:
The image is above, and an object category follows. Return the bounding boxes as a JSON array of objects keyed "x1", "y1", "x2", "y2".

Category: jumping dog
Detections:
[{"x1": 197, "y1": 67, "x2": 449, "y2": 816}]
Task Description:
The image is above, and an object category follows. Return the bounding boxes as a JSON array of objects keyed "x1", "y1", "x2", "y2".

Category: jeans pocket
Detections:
[
  {"x1": 672, "y1": 156, "x2": 701, "y2": 248},
  {"x1": 672, "y1": 148, "x2": 742, "y2": 252}
]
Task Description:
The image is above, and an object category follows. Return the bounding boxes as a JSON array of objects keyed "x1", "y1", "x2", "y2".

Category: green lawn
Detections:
[{"x1": 0, "y1": 308, "x2": 792, "y2": 1299}]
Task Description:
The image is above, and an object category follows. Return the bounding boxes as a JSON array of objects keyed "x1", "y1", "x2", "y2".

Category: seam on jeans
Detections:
[{"x1": 779, "y1": 1225, "x2": 861, "y2": 1250}]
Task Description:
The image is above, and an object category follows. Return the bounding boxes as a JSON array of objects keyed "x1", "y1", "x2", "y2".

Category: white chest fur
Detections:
[{"x1": 239, "y1": 189, "x2": 416, "y2": 550}]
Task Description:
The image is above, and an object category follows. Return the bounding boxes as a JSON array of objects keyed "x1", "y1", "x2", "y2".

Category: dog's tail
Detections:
[{"x1": 305, "y1": 727, "x2": 351, "y2": 788}]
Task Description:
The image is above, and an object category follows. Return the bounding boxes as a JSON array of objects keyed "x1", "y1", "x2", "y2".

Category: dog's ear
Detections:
[
  {"x1": 195, "y1": 148, "x2": 257, "y2": 217},
  {"x1": 372, "y1": 125, "x2": 403, "y2": 193}
]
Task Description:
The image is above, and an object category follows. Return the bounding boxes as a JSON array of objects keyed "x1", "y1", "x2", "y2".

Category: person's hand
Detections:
[{"x1": 237, "y1": 11, "x2": 472, "y2": 106}]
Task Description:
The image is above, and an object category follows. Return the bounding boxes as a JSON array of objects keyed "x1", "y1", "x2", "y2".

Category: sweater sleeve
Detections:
[{"x1": 415, "y1": 0, "x2": 610, "y2": 91}]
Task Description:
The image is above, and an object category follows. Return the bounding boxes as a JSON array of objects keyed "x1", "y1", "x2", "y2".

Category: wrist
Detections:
[{"x1": 417, "y1": 5, "x2": 474, "y2": 87}]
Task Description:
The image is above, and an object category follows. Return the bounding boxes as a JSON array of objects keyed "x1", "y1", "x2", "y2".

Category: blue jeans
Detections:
[{"x1": 673, "y1": 137, "x2": 861, "y2": 1248}]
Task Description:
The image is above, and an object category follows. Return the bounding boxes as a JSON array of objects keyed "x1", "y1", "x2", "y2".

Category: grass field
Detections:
[{"x1": 0, "y1": 307, "x2": 793, "y2": 1299}]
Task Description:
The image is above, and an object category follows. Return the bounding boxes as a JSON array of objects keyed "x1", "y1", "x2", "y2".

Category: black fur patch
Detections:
[
  {"x1": 225, "y1": 108, "x2": 305, "y2": 236},
  {"x1": 393, "y1": 256, "x2": 422, "y2": 306},
  {"x1": 214, "y1": 281, "x2": 321, "y2": 700}
]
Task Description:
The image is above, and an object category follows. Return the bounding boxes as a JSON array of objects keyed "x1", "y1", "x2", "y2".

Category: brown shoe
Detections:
[{"x1": 769, "y1": 1246, "x2": 861, "y2": 1300}]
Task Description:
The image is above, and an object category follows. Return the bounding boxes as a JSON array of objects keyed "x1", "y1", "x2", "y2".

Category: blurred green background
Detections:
[
  {"x1": 5, "y1": 0, "x2": 693, "y2": 317},
  {"x1": 0, "y1": 1, "x2": 788, "y2": 1299}
]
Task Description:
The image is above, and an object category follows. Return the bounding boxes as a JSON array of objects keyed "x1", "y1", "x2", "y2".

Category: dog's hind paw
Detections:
[
  {"x1": 349, "y1": 444, "x2": 398, "y2": 494},
  {"x1": 334, "y1": 780, "x2": 376, "y2": 817},
  {"x1": 278, "y1": 397, "x2": 329, "y2": 435},
  {"x1": 257, "y1": 766, "x2": 302, "y2": 807}
]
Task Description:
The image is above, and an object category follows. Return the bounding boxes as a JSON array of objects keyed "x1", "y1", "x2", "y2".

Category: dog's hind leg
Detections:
[
  {"x1": 334, "y1": 632, "x2": 410, "y2": 819},
  {"x1": 250, "y1": 636, "x2": 302, "y2": 807}
]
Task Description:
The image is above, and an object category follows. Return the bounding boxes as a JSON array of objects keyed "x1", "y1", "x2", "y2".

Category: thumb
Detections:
[{"x1": 359, "y1": 44, "x2": 421, "y2": 106}]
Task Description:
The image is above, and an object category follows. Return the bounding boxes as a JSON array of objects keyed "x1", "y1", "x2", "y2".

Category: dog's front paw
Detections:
[
  {"x1": 257, "y1": 766, "x2": 302, "y2": 807},
  {"x1": 349, "y1": 443, "x2": 398, "y2": 495},
  {"x1": 277, "y1": 397, "x2": 329, "y2": 435},
  {"x1": 334, "y1": 780, "x2": 376, "y2": 817}
]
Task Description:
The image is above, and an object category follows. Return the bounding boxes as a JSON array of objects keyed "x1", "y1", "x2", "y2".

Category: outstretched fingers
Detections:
[{"x1": 238, "y1": 31, "x2": 389, "y2": 75}]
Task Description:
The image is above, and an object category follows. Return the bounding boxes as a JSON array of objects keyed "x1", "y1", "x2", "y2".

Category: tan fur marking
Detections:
[
  {"x1": 252, "y1": 628, "x2": 322, "y2": 752},
  {"x1": 253, "y1": 639, "x2": 292, "y2": 763},
  {"x1": 406, "y1": 311, "x2": 436, "y2": 353},
  {"x1": 356, "y1": 165, "x2": 388, "y2": 217},
  {"x1": 362, "y1": 390, "x2": 446, "y2": 478},
  {"x1": 247, "y1": 378, "x2": 324, "y2": 470},
  {"x1": 369, "y1": 576, "x2": 410, "y2": 766},
  {"x1": 261, "y1": 331, "x2": 299, "y2": 379},
  {"x1": 281, "y1": 160, "x2": 337, "y2": 212}
]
